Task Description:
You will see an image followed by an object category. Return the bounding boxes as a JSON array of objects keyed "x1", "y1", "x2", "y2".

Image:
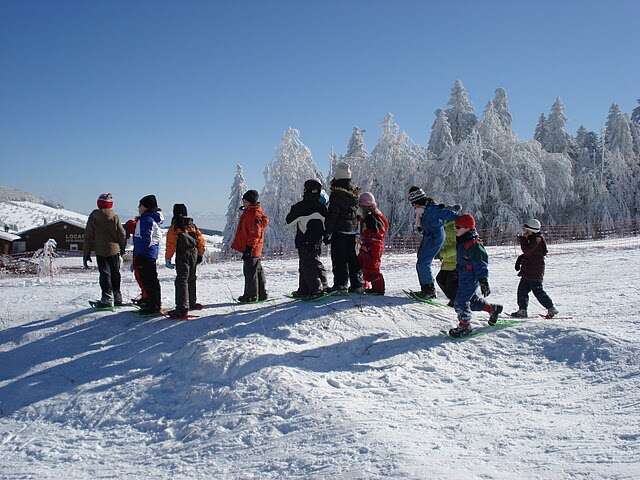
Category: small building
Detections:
[
  {"x1": 0, "y1": 231, "x2": 21, "y2": 255},
  {"x1": 17, "y1": 219, "x2": 86, "y2": 252}
]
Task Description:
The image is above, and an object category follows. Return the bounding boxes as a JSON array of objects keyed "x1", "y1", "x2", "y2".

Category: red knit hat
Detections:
[
  {"x1": 97, "y1": 193, "x2": 113, "y2": 209},
  {"x1": 455, "y1": 214, "x2": 476, "y2": 230}
]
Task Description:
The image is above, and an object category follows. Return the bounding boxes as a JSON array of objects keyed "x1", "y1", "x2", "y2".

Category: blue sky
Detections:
[{"x1": 1, "y1": 0, "x2": 638, "y2": 228}]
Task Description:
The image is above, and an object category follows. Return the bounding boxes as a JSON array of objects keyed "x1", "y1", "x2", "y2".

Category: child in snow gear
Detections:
[
  {"x1": 510, "y1": 219, "x2": 558, "y2": 319},
  {"x1": 357, "y1": 192, "x2": 389, "y2": 295},
  {"x1": 165, "y1": 204, "x2": 206, "y2": 319},
  {"x1": 231, "y1": 190, "x2": 269, "y2": 302},
  {"x1": 286, "y1": 179, "x2": 328, "y2": 298},
  {"x1": 133, "y1": 195, "x2": 164, "y2": 314},
  {"x1": 435, "y1": 220, "x2": 458, "y2": 307},
  {"x1": 125, "y1": 217, "x2": 147, "y2": 305},
  {"x1": 408, "y1": 186, "x2": 460, "y2": 299},
  {"x1": 449, "y1": 214, "x2": 503, "y2": 337},
  {"x1": 84, "y1": 193, "x2": 126, "y2": 308},
  {"x1": 324, "y1": 162, "x2": 363, "y2": 293}
]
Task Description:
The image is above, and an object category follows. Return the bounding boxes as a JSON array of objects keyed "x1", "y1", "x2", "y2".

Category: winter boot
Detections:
[
  {"x1": 365, "y1": 288, "x2": 384, "y2": 295},
  {"x1": 349, "y1": 286, "x2": 365, "y2": 294},
  {"x1": 291, "y1": 290, "x2": 308, "y2": 298},
  {"x1": 328, "y1": 285, "x2": 348, "y2": 294},
  {"x1": 545, "y1": 306, "x2": 559, "y2": 319},
  {"x1": 114, "y1": 291, "x2": 123, "y2": 306},
  {"x1": 258, "y1": 291, "x2": 268, "y2": 301},
  {"x1": 190, "y1": 303, "x2": 204, "y2": 310},
  {"x1": 488, "y1": 304, "x2": 503, "y2": 326},
  {"x1": 96, "y1": 292, "x2": 114, "y2": 309},
  {"x1": 166, "y1": 309, "x2": 189, "y2": 320},
  {"x1": 237, "y1": 294, "x2": 258, "y2": 303},
  {"x1": 510, "y1": 309, "x2": 528, "y2": 318},
  {"x1": 449, "y1": 321, "x2": 472, "y2": 338},
  {"x1": 417, "y1": 283, "x2": 436, "y2": 300}
]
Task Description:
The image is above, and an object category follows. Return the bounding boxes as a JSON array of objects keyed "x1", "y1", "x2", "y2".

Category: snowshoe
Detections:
[
  {"x1": 237, "y1": 295, "x2": 258, "y2": 303},
  {"x1": 89, "y1": 300, "x2": 114, "y2": 310},
  {"x1": 449, "y1": 324, "x2": 472, "y2": 338},
  {"x1": 488, "y1": 304, "x2": 503, "y2": 326},
  {"x1": 545, "y1": 307, "x2": 559, "y2": 319}
]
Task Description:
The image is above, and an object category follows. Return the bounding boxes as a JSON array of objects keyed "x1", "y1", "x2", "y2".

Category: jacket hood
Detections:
[{"x1": 143, "y1": 210, "x2": 164, "y2": 224}]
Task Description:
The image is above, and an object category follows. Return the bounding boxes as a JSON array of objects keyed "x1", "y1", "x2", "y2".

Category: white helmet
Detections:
[{"x1": 524, "y1": 218, "x2": 541, "y2": 233}]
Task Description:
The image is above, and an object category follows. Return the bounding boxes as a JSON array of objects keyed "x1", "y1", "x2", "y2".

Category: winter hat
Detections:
[
  {"x1": 455, "y1": 214, "x2": 476, "y2": 230},
  {"x1": 97, "y1": 193, "x2": 113, "y2": 209},
  {"x1": 139, "y1": 194, "x2": 158, "y2": 211},
  {"x1": 408, "y1": 186, "x2": 427, "y2": 205},
  {"x1": 304, "y1": 179, "x2": 322, "y2": 194},
  {"x1": 242, "y1": 189, "x2": 259, "y2": 205},
  {"x1": 524, "y1": 218, "x2": 541, "y2": 233},
  {"x1": 358, "y1": 192, "x2": 376, "y2": 208},
  {"x1": 334, "y1": 162, "x2": 352, "y2": 181},
  {"x1": 173, "y1": 203, "x2": 188, "y2": 217}
]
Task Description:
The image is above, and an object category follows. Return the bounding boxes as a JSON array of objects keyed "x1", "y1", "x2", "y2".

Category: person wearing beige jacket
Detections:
[{"x1": 84, "y1": 193, "x2": 126, "y2": 308}]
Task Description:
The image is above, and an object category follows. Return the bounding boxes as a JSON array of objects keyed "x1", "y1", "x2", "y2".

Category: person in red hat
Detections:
[
  {"x1": 84, "y1": 193, "x2": 126, "y2": 308},
  {"x1": 449, "y1": 213, "x2": 503, "y2": 337},
  {"x1": 356, "y1": 192, "x2": 389, "y2": 294}
]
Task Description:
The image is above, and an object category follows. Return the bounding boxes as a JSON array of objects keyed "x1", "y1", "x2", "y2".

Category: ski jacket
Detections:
[
  {"x1": 456, "y1": 229, "x2": 489, "y2": 282},
  {"x1": 84, "y1": 208, "x2": 126, "y2": 257},
  {"x1": 359, "y1": 209, "x2": 389, "y2": 261},
  {"x1": 231, "y1": 204, "x2": 269, "y2": 257},
  {"x1": 165, "y1": 218, "x2": 206, "y2": 260},
  {"x1": 286, "y1": 193, "x2": 327, "y2": 250},
  {"x1": 325, "y1": 179, "x2": 360, "y2": 235},
  {"x1": 516, "y1": 233, "x2": 547, "y2": 281},
  {"x1": 436, "y1": 220, "x2": 457, "y2": 271},
  {"x1": 133, "y1": 210, "x2": 164, "y2": 260},
  {"x1": 420, "y1": 204, "x2": 459, "y2": 244}
]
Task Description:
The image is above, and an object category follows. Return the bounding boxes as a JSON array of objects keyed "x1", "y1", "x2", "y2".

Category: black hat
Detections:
[
  {"x1": 304, "y1": 179, "x2": 322, "y2": 194},
  {"x1": 173, "y1": 203, "x2": 188, "y2": 217},
  {"x1": 242, "y1": 190, "x2": 259, "y2": 204},
  {"x1": 139, "y1": 194, "x2": 158, "y2": 210},
  {"x1": 408, "y1": 186, "x2": 427, "y2": 205}
]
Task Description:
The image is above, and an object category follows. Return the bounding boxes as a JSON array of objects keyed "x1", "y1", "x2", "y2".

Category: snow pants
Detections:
[
  {"x1": 136, "y1": 256, "x2": 161, "y2": 310},
  {"x1": 243, "y1": 257, "x2": 266, "y2": 298},
  {"x1": 358, "y1": 249, "x2": 384, "y2": 293},
  {"x1": 454, "y1": 271, "x2": 490, "y2": 323},
  {"x1": 416, "y1": 234, "x2": 445, "y2": 286},
  {"x1": 297, "y1": 246, "x2": 326, "y2": 295},
  {"x1": 175, "y1": 250, "x2": 198, "y2": 313},
  {"x1": 330, "y1": 233, "x2": 362, "y2": 290},
  {"x1": 132, "y1": 257, "x2": 148, "y2": 301},
  {"x1": 436, "y1": 269, "x2": 458, "y2": 302},
  {"x1": 517, "y1": 278, "x2": 554, "y2": 310},
  {"x1": 97, "y1": 255, "x2": 121, "y2": 301}
]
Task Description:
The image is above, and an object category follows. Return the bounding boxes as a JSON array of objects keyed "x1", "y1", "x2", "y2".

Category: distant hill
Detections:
[
  {"x1": 0, "y1": 201, "x2": 88, "y2": 233},
  {"x1": 0, "y1": 186, "x2": 63, "y2": 208}
]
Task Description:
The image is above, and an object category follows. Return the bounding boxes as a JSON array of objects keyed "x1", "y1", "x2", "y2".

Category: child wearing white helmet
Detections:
[{"x1": 511, "y1": 218, "x2": 559, "y2": 319}]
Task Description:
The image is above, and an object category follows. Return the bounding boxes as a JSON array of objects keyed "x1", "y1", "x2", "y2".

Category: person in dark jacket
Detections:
[
  {"x1": 510, "y1": 219, "x2": 559, "y2": 319},
  {"x1": 449, "y1": 214, "x2": 503, "y2": 337},
  {"x1": 84, "y1": 193, "x2": 126, "y2": 307},
  {"x1": 133, "y1": 194, "x2": 164, "y2": 314},
  {"x1": 165, "y1": 204, "x2": 206, "y2": 319},
  {"x1": 286, "y1": 179, "x2": 328, "y2": 298},
  {"x1": 324, "y1": 162, "x2": 363, "y2": 293}
]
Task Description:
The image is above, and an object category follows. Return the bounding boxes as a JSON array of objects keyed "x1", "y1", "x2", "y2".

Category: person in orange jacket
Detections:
[
  {"x1": 231, "y1": 190, "x2": 269, "y2": 302},
  {"x1": 165, "y1": 204, "x2": 206, "y2": 318},
  {"x1": 357, "y1": 192, "x2": 389, "y2": 295}
]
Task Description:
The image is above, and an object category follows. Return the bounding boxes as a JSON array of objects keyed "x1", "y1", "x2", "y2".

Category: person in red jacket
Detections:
[
  {"x1": 510, "y1": 219, "x2": 559, "y2": 319},
  {"x1": 357, "y1": 192, "x2": 389, "y2": 295},
  {"x1": 231, "y1": 190, "x2": 269, "y2": 302}
]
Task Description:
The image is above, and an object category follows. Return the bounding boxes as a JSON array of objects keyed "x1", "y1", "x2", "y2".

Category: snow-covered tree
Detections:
[
  {"x1": 492, "y1": 87, "x2": 513, "y2": 133},
  {"x1": 604, "y1": 103, "x2": 635, "y2": 159},
  {"x1": 543, "y1": 97, "x2": 572, "y2": 154},
  {"x1": 631, "y1": 98, "x2": 640, "y2": 126},
  {"x1": 261, "y1": 127, "x2": 323, "y2": 250},
  {"x1": 222, "y1": 164, "x2": 248, "y2": 248},
  {"x1": 478, "y1": 101, "x2": 515, "y2": 160},
  {"x1": 445, "y1": 80, "x2": 478, "y2": 144},
  {"x1": 574, "y1": 126, "x2": 600, "y2": 173},
  {"x1": 330, "y1": 127, "x2": 372, "y2": 191},
  {"x1": 534, "y1": 113, "x2": 547, "y2": 146},
  {"x1": 427, "y1": 109, "x2": 454, "y2": 157}
]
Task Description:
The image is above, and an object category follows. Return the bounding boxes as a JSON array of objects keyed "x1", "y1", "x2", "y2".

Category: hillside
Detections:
[
  {"x1": 0, "y1": 186, "x2": 62, "y2": 208},
  {"x1": 0, "y1": 201, "x2": 88, "y2": 233}
]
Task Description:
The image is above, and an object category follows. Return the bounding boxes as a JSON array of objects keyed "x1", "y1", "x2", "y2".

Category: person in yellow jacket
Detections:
[
  {"x1": 165, "y1": 204, "x2": 206, "y2": 319},
  {"x1": 435, "y1": 219, "x2": 458, "y2": 307}
]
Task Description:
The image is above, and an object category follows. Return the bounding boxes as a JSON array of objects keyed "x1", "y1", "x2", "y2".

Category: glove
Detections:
[
  {"x1": 165, "y1": 259, "x2": 175, "y2": 269},
  {"x1": 479, "y1": 278, "x2": 490, "y2": 297},
  {"x1": 197, "y1": 254, "x2": 203, "y2": 265},
  {"x1": 515, "y1": 254, "x2": 523, "y2": 271},
  {"x1": 242, "y1": 246, "x2": 253, "y2": 259},
  {"x1": 83, "y1": 254, "x2": 92, "y2": 269},
  {"x1": 323, "y1": 234, "x2": 332, "y2": 245}
]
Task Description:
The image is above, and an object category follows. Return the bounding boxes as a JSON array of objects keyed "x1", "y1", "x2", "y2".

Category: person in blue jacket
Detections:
[
  {"x1": 133, "y1": 194, "x2": 164, "y2": 314},
  {"x1": 408, "y1": 186, "x2": 460, "y2": 299},
  {"x1": 449, "y1": 214, "x2": 503, "y2": 337}
]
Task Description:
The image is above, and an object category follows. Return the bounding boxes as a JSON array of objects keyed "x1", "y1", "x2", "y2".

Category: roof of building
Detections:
[
  {"x1": 18, "y1": 219, "x2": 86, "y2": 236},
  {"x1": 0, "y1": 231, "x2": 21, "y2": 242}
]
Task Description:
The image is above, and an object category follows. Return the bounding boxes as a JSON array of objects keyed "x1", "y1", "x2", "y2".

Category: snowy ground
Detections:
[{"x1": 1, "y1": 242, "x2": 639, "y2": 479}]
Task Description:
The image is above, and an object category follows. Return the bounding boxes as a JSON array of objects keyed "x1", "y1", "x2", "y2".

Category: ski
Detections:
[
  {"x1": 233, "y1": 297, "x2": 276, "y2": 305},
  {"x1": 538, "y1": 314, "x2": 573, "y2": 320},
  {"x1": 402, "y1": 289, "x2": 448, "y2": 308}
]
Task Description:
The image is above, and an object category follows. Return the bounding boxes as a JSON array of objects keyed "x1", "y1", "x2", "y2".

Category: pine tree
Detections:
[
  {"x1": 445, "y1": 80, "x2": 478, "y2": 144},
  {"x1": 544, "y1": 97, "x2": 572, "y2": 154},
  {"x1": 534, "y1": 113, "x2": 547, "y2": 146},
  {"x1": 604, "y1": 103, "x2": 634, "y2": 159},
  {"x1": 342, "y1": 127, "x2": 372, "y2": 191},
  {"x1": 631, "y1": 98, "x2": 640, "y2": 126},
  {"x1": 491, "y1": 87, "x2": 513, "y2": 133},
  {"x1": 427, "y1": 109, "x2": 454, "y2": 157},
  {"x1": 222, "y1": 164, "x2": 248, "y2": 249},
  {"x1": 574, "y1": 126, "x2": 600, "y2": 173},
  {"x1": 261, "y1": 127, "x2": 324, "y2": 250}
]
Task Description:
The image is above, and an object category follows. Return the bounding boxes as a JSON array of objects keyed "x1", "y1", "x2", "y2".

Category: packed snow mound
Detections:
[{"x1": 0, "y1": 201, "x2": 88, "y2": 233}]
